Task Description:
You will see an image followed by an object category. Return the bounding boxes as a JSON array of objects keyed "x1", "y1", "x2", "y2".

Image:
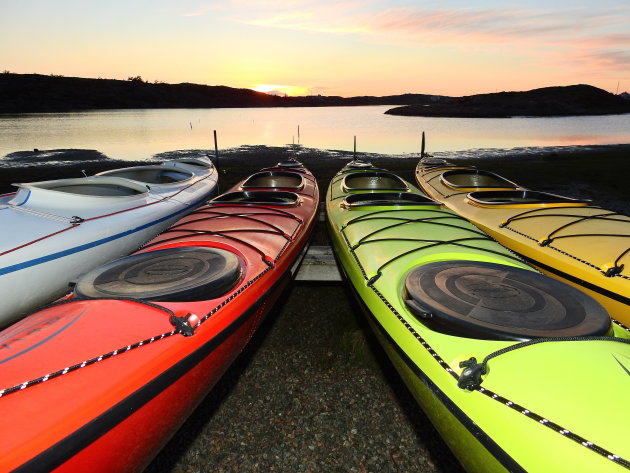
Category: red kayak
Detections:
[{"x1": 0, "y1": 160, "x2": 318, "y2": 473}]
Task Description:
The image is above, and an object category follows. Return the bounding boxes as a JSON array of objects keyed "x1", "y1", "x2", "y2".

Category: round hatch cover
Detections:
[
  {"x1": 404, "y1": 261, "x2": 610, "y2": 341},
  {"x1": 74, "y1": 247, "x2": 242, "y2": 302}
]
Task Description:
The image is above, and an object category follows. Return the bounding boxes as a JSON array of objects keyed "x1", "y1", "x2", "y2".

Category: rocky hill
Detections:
[{"x1": 385, "y1": 85, "x2": 630, "y2": 117}]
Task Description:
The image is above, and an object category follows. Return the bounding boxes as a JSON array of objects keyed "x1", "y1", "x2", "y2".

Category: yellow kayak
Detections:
[{"x1": 415, "y1": 158, "x2": 630, "y2": 327}]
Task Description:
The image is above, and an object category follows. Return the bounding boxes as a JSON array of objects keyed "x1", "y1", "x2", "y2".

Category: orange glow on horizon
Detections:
[
  {"x1": 252, "y1": 84, "x2": 310, "y2": 96},
  {"x1": 1, "y1": 2, "x2": 628, "y2": 99}
]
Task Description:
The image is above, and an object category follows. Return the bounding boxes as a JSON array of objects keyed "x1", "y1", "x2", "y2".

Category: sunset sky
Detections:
[{"x1": 1, "y1": 0, "x2": 629, "y2": 97}]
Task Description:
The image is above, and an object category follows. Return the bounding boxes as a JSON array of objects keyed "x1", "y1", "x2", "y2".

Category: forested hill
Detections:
[
  {"x1": 0, "y1": 73, "x2": 439, "y2": 113},
  {"x1": 385, "y1": 85, "x2": 630, "y2": 117}
]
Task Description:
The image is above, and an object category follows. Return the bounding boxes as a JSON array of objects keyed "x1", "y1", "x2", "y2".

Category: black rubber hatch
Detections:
[
  {"x1": 74, "y1": 247, "x2": 242, "y2": 302},
  {"x1": 404, "y1": 261, "x2": 611, "y2": 341}
]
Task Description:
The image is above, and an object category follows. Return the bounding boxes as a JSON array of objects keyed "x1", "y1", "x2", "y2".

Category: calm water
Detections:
[{"x1": 1, "y1": 106, "x2": 630, "y2": 160}]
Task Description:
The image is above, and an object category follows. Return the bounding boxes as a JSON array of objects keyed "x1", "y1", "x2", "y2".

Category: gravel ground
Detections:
[
  {"x1": 144, "y1": 280, "x2": 464, "y2": 473},
  {"x1": 2, "y1": 145, "x2": 626, "y2": 473},
  {"x1": 141, "y1": 188, "x2": 469, "y2": 473}
]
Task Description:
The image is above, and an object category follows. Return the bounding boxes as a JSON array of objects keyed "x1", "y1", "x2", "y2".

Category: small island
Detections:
[{"x1": 385, "y1": 84, "x2": 630, "y2": 118}]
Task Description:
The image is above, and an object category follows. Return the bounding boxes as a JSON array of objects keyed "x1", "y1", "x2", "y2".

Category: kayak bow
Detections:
[
  {"x1": 0, "y1": 162, "x2": 318, "y2": 472},
  {"x1": 0, "y1": 157, "x2": 219, "y2": 326},
  {"x1": 327, "y1": 161, "x2": 630, "y2": 473},
  {"x1": 415, "y1": 158, "x2": 630, "y2": 326}
]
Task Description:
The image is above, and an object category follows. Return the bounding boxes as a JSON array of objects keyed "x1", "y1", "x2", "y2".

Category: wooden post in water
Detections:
[
  {"x1": 353, "y1": 136, "x2": 356, "y2": 160},
  {"x1": 421, "y1": 131, "x2": 426, "y2": 158},
  {"x1": 213, "y1": 130, "x2": 220, "y2": 192}
]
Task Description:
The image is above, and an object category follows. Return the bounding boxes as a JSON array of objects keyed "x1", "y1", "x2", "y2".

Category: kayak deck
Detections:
[
  {"x1": 415, "y1": 158, "x2": 630, "y2": 325},
  {"x1": 0, "y1": 163, "x2": 318, "y2": 472},
  {"x1": 328, "y1": 163, "x2": 630, "y2": 473}
]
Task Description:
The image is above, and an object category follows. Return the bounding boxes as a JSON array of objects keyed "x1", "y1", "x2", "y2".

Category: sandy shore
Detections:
[{"x1": 1, "y1": 145, "x2": 628, "y2": 472}]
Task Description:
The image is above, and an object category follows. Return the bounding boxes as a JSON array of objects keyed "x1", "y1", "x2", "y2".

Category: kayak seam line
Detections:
[
  {"x1": 613, "y1": 319, "x2": 630, "y2": 332},
  {"x1": 367, "y1": 282, "x2": 458, "y2": 379},
  {"x1": 198, "y1": 267, "x2": 272, "y2": 326},
  {"x1": 504, "y1": 224, "x2": 615, "y2": 275},
  {"x1": 11, "y1": 275, "x2": 282, "y2": 473},
  {"x1": 0, "y1": 266, "x2": 272, "y2": 399},
  {"x1": 503, "y1": 209, "x2": 626, "y2": 230},
  {"x1": 368, "y1": 280, "x2": 630, "y2": 470},
  {"x1": 0, "y1": 328, "x2": 178, "y2": 398},
  {"x1": 334, "y1": 175, "x2": 629, "y2": 470},
  {"x1": 519, "y1": 251, "x2": 630, "y2": 307}
]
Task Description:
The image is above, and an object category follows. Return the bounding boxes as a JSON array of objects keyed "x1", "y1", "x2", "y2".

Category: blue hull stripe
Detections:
[{"x1": 0, "y1": 193, "x2": 213, "y2": 277}]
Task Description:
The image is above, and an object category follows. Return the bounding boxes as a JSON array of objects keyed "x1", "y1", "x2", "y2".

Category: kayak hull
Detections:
[
  {"x1": 0, "y1": 163, "x2": 318, "y2": 472},
  {"x1": 343, "y1": 274, "x2": 511, "y2": 473},
  {"x1": 14, "y1": 277, "x2": 287, "y2": 473},
  {"x1": 327, "y1": 163, "x2": 630, "y2": 473},
  {"x1": 0, "y1": 159, "x2": 218, "y2": 326},
  {"x1": 415, "y1": 159, "x2": 630, "y2": 326}
]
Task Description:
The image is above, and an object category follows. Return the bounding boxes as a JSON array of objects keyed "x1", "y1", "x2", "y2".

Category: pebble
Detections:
[{"x1": 145, "y1": 282, "x2": 465, "y2": 473}]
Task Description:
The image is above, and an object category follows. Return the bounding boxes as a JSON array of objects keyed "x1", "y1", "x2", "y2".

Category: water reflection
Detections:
[{"x1": 1, "y1": 106, "x2": 629, "y2": 160}]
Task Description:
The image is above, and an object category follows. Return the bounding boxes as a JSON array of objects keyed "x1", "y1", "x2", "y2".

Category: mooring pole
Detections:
[
  {"x1": 421, "y1": 131, "x2": 426, "y2": 158},
  {"x1": 353, "y1": 135, "x2": 356, "y2": 160},
  {"x1": 213, "y1": 129, "x2": 220, "y2": 192}
]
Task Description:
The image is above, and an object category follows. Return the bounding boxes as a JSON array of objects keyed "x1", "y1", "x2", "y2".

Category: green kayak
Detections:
[{"x1": 326, "y1": 161, "x2": 630, "y2": 473}]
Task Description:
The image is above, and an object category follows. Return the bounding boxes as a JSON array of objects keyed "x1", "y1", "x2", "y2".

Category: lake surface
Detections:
[{"x1": 1, "y1": 106, "x2": 630, "y2": 160}]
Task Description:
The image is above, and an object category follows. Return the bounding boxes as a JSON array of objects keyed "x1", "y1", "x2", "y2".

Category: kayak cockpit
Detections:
[
  {"x1": 466, "y1": 190, "x2": 590, "y2": 208},
  {"x1": 403, "y1": 261, "x2": 612, "y2": 341},
  {"x1": 440, "y1": 169, "x2": 518, "y2": 191},
  {"x1": 13, "y1": 176, "x2": 149, "y2": 198},
  {"x1": 342, "y1": 172, "x2": 409, "y2": 192},
  {"x1": 212, "y1": 191, "x2": 301, "y2": 206},
  {"x1": 165, "y1": 157, "x2": 214, "y2": 169},
  {"x1": 241, "y1": 171, "x2": 305, "y2": 190},
  {"x1": 97, "y1": 166, "x2": 194, "y2": 184},
  {"x1": 342, "y1": 192, "x2": 438, "y2": 208},
  {"x1": 73, "y1": 246, "x2": 242, "y2": 302},
  {"x1": 417, "y1": 158, "x2": 469, "y2": 172}
]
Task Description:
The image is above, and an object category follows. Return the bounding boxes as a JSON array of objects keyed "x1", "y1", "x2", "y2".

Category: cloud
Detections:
[
  {"x1": 566, "y1": 49, "x2": 630, "y2": 71},
  {"x1": 360, "y1": 6, "x2": 630, "y2": 46},
  {"x1": 231, "y1": 1, "x2": 369, "y2": 34},
  {"x1": 234, "y1": 3, "x2": 630, "y2": 78},
  {"x1": 231, "y1": 3, "x2": 629, "y2": 46}
]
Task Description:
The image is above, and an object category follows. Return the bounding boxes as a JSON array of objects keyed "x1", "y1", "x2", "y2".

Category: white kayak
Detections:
[{"x1": 0, "y1": 157, "x2": 218, "y2": 326}]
